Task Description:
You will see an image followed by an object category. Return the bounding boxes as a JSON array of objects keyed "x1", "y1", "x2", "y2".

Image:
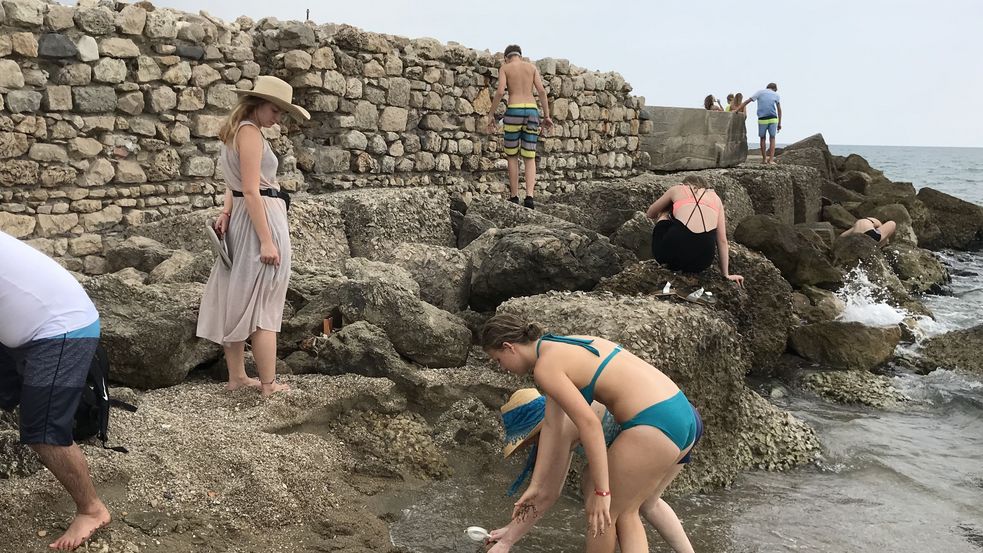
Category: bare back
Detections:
[
  {"x1": 501, "y1": 59, "x2": 539, "y2": 105},
  {"x1": 669, "y1": 185, "x2": 722, "y2": 234},
  {"x1": 536, "y1": 336, "x2": 680, "y2": 425}
]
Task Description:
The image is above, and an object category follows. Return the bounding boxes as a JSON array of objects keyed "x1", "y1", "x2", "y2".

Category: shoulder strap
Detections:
[
  {"x1": 537, "y1": 334, "x2": 600, "y2": 357},
  {"x1": 683, "y1": 186, "x2": 711, "y2": 232}
]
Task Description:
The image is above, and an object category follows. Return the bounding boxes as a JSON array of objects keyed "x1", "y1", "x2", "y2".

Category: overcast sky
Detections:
[{"x1": 143, "y1": 0, "x2": 982, "y2": 147}]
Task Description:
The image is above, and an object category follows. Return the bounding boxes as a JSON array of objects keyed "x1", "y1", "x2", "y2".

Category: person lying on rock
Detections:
[
  {"x1": 481, "y1": 314, "x2": 702, "y2": 553},
  {"x1": 645, "y1": 174, "x2": 745, "y2": 286},
  {"x1": 0, "y1": 230, "x2": 111, "y2": 550},
  {"x1": 485, "y1": 388, "x2": 702, "y2": 553},
  {"x1": 839, "y1": 216, "x2": 897, "y2": 247},
  {"x1": 196, "y1": 76, "x2": 310, "y2": 397}
]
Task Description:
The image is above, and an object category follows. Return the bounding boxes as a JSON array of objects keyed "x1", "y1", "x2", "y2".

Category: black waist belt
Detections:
[{"x1": 232, "y1": 188, "x2": 290, "y2": 210}]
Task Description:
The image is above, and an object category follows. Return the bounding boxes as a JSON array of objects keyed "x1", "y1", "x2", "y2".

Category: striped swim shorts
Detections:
[{"x1": 503, "y1": 103, "x2": 540, "y2": 158}]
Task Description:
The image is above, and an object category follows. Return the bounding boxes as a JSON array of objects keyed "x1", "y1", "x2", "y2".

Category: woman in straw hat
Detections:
[
  {"x1": 481, "y1": 314, "x2": 701, "y2": 553},
  {"x1": 196, "y1": 76, "x2": 310, "y2": 398},
  {"x1": 486, "y1": 388, "x2": 701, "y2": 553}
]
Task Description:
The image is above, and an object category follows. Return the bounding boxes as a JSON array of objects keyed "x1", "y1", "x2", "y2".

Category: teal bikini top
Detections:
[{"x1": 535, "y1": 334, "x2": 623, "y2": 404}]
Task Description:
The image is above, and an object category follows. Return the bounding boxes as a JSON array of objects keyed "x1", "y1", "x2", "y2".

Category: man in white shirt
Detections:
[{"x1": 0, "y1": 230, "x2": 110, "y2": 551}]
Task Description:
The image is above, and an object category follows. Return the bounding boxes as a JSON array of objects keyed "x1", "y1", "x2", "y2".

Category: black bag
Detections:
[{"x1": 73, "y1": 343, "x2": 137, "y2": 453}]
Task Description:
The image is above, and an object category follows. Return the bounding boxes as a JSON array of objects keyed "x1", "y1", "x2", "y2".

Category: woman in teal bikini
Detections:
[
  {"x1": 481, "y1": 314, "x2": 700, "y2": 553},
  {"x1": 485, "y1": 388, "x2": 701, "y2": 553}
]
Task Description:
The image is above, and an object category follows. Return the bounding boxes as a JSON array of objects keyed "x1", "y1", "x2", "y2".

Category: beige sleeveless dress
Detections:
[{"x1": 196, "y1": 121, "x2": 292, "y2": 345}]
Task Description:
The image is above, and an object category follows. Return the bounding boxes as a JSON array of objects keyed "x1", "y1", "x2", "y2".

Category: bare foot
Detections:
[
  {"x1": 50, "y1": 505, "x2": 110, "y2": 550},
  {"x1": 261, "y1": 381, "x2": 291, "y2": 398},
  {"x1": 226, "y1": 377, "x2": 262, "y2": 391}
]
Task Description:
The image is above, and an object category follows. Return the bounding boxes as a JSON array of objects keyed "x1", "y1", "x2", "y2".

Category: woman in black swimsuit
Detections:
[
  {"x1": 839, "y1": 216, "x2": 896, "y2": 247},
  {"x1": 645, "y1": 175, "x2": 744, "y2": 286}
]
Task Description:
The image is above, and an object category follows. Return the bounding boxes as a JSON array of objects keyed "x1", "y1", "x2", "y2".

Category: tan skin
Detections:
[
  {"x1": 839, "y1": 216, "x2": 897, "y2": 247},
  {"x1": 487, "y1": 337, "x2": 693, "y2": 553},
  {"x1": 212, "y1": 101, "x2": 290, "y2": 397},
  {"x1": 486, "y1": 401, "x2": 695, "y2": 553},
  {"x1": 738, "y1": 89, "x2": 782, "y2": 163},
  {"x1": 645, "y1": 184, "x2": 745, "y2": 286},
  {"x1": 30, "y1": 443, "x2": 111, "y2": 550},
  {"x1": 486, "y1": 54, "x2": 554, "y2": 199}
]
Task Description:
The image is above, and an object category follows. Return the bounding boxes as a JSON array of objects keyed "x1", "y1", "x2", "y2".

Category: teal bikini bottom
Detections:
[
  {"x1": 620, "y1": 390, "x2": 699, "y2": 451},
  {"x1": 575, "y1": 395, "x2": 703, "y2": 464}
]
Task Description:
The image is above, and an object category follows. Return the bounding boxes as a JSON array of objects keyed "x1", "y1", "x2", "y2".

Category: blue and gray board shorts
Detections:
[
  {"x1": 758, "y1": 117, "x2": 779, "y2": 138},
  {"x1": 0, "y1": 319, "x2": 100, "y2": 446}
]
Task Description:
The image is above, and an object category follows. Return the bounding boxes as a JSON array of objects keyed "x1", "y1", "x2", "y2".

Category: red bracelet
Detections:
[{"x1": 594, "y1": 489, "x2": 610, "y2": 497}]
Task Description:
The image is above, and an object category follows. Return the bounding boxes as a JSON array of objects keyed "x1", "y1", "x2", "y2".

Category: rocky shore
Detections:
[
  {"x1": 4, "y1": 131, "x2": 982, "y2": 552},
  {"x1": 2, "y1": 1, "x2": 983, "y2": 551}
]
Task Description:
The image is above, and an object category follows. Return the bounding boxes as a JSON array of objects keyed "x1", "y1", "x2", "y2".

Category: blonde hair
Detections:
[
  {"x1": 480, "y1": 313, "x2": 544, "y2": 350},
  {"x1": 218, "y1": 95, "x2": 268, "y2": 145}
]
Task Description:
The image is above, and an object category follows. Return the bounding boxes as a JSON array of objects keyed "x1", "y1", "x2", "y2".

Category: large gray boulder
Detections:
[
  {"x1": 840, "y1": 153, "x2": 883, "y2": 178},
  {"x1": 919, "y1": 325, "x2": 983, "y2": 374},
  {"x1": 596, "y1": 244, "x2": 793, "y2": 371},
  {"x1": 822, "y1": 179, "x2": 866, "y2": 203},
  {"x1": 638, "y1": 106, "x2": 747, "y2": 171},
  {"x1": 735, "y1": 215, "x2": 842, "y2": 287},
  {"x1": 105, "y1": 235, "x2": 172, "y2": 273},
  {"x1": 776, "y1": 147, "x2": 834, "y2": 181},
  {"x1": 342, "y1": 257, "x2": 420, "y2": 296},
  {"x1": 289, "y1": 196, "x2": 351, "y2": 269},
  {"x1": 128, "y1": 207, "x2": 219, "y2": 252},
  {"x1": 781, "y1": 165, "x2": 824, "y2": 224},
  {"x1": 381, "y1": 242, "x2": 473, "y2": 312},
  {"x1": 782, "y1": 133, "x2": 831, "y2": 154},
  {"x1": 789, "y1": 321, "x2": 901, "y2": 370},
  {"x1": 724, "y1": 167, "x2": 795, "y2": 225},
  {"x1": 836, "y1": 170, "x2": 872, "y2": 195},
  {"x1": 916, "y1": 187, "x2": 983, "y2": 250},
  {"x1": 551, "y1": 173, "x2": 671, "y2": 235},
  {"x1": 457, "y1": 212, "x2": 496, "y2": 248},
  {"x1": 822, "y1": 204, "x2": 857, "y2": 230},
  {"x1": 500, "y1": 292, "x2": 819, "y2": 492},
  {"x1": 536, "y1": 202, "x2": 592, "y2": 228},
  {"x1": 338, "y1": 187, "x2": 455, "y2": 258},
  {"x1": 465, "y1": 195, "x2": 586, "y2": 234},
  {"x1": 84, "y1": 273, "x2": 221, "y2": 388},
  {"x1": 609, "y1": 211, "x2": 655, "y2": 261},
  {"x1": 469, "y1": 224, "x2": 629, "y2": 311},
  {"x1": 884, "y1": 244, "x2": 948, "y2": 294},
  {"x1": 315, "y1": 321, "x2": 413, "y2": 379},
  {"x1": 146, "y1": 249, "x2": 213, "y2": 284},
  {"x1": 339, "y1": 278, "x2": 471, "y2": 368}
]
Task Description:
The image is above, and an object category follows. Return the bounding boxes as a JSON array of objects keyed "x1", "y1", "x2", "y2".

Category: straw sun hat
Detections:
[
  {"x1": 500, "y1": 388, "x2": 546, "y2": 458},
  {"x1": 234, "y1": 75, "x2": 311, "y2": 121}
]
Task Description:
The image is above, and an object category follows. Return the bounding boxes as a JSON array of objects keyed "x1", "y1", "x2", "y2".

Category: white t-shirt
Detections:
[{"x1": 0, "y1": 231, "x2": 99, "y2": 348}]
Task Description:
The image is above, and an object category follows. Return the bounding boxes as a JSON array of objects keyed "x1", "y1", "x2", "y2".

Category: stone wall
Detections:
[
  {"x1": 639, "y1": 106, "x2": 746, "y2": 171},
  {"x1": 0, "y1": 0, "x2": 645, "y2": 273}
]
